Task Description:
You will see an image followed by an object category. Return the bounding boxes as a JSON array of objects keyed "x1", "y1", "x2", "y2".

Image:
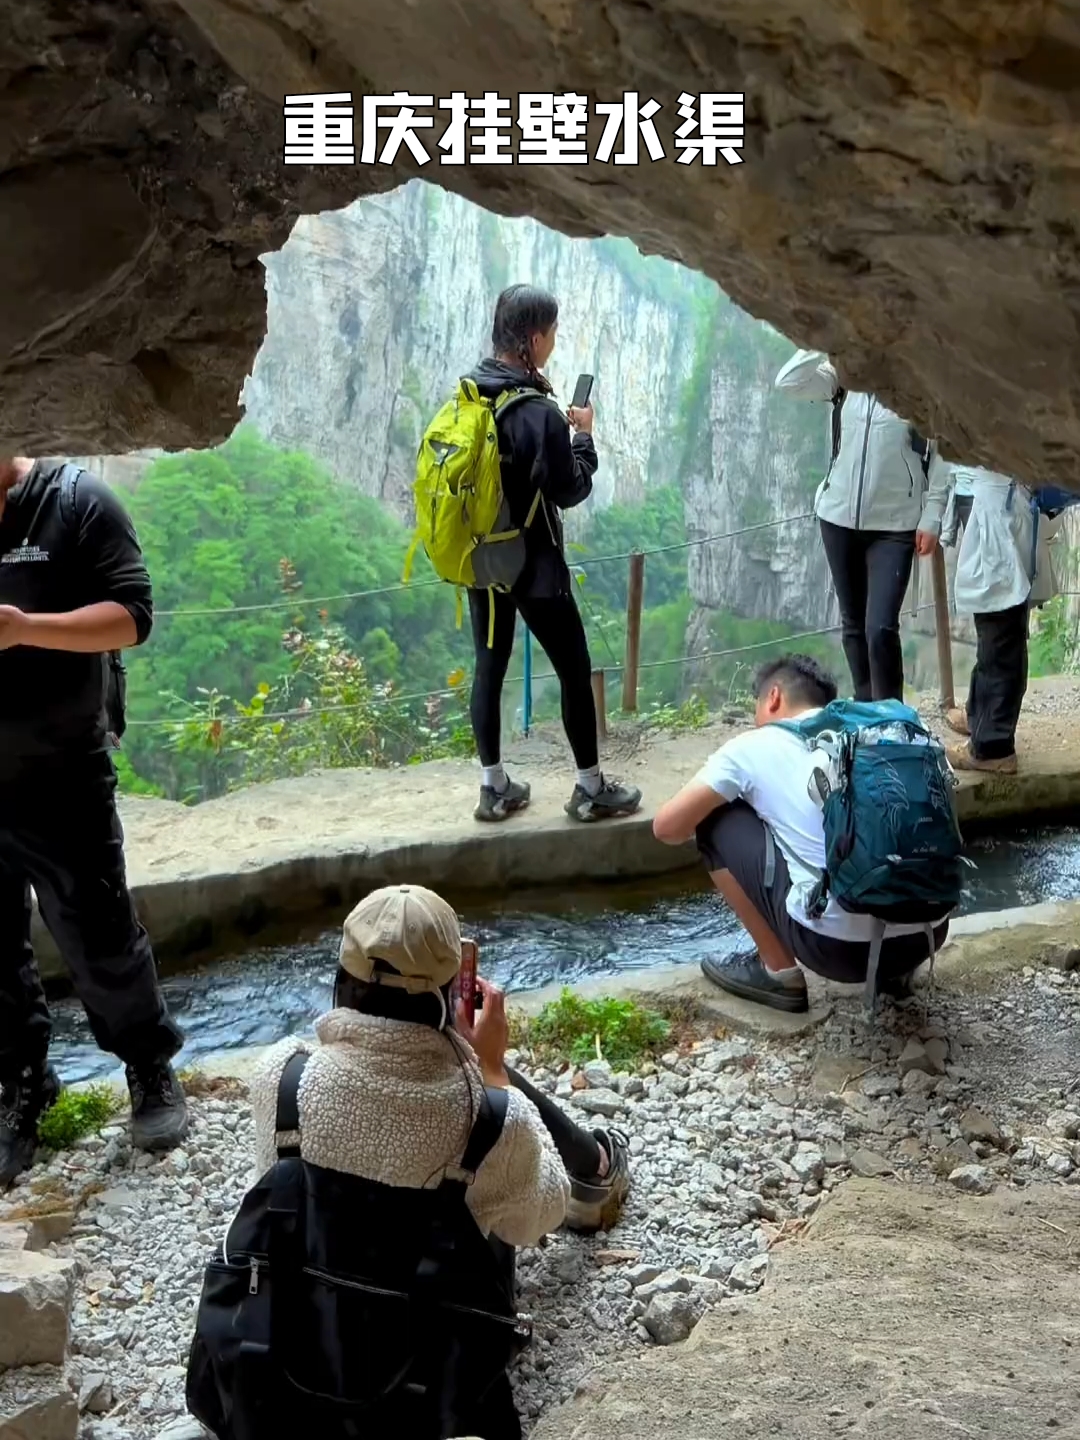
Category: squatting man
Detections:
[{"x1": 0, "y1": 455, "x2": 188, "y2": 1185}]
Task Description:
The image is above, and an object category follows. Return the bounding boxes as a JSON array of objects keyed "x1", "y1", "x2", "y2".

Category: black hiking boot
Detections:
[
  {"x1": 564, "y1": 776, "x2": 642, "y2": 823},
  {"x1": 565, "y1": 1128, "x2": 632, "y2": 1234},
  {"x1": 0, "y1": 1064, "x2": 60, "y2": 1188},
  {"x1": 126, "y1": 1060, "x2": 189, "y2": 1152},
  {"x1": 701, "y1": 952, "x2": 809, "y2": 1013},
  {"x1": 474, "y1": 775, "x2": 531, "y2": 823}
]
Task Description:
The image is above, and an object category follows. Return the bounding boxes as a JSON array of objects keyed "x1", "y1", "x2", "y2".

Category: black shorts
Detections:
[{"x1": 695, "y1": 801, "x2": 948, "y2": 985}]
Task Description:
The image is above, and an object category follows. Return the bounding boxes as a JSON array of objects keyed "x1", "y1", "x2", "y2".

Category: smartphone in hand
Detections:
[
  {"x1": 452, "y1": 939, "x2": 479, "y2": 1026},
  {"x1": 570, "y1": 373, "x2": 594, "y2": 410}
]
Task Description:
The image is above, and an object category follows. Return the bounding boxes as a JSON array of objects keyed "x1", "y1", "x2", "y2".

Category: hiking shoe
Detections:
[
  {"x1": 945, "y1": 742, "x2": 1017, "y2": 775},
  {"x1": 474, "y1": 776, "x2": 531, "y2": 823},
  {"x1": 564, "y1": 777, "x2": 642, "y2": 823},
  {"x1": 126, "y1": 1060, "x2": 189, "y2": 1152},
  {"x1": 0, "y1": 1065, "x2": 60, "y2": 1188},
  {"x1": 944, "y1": 707, "x2": 970, "y2": 737},
  {"x1": 701, "y1": 952, "x2": 809, "y2": 1013},
  {"x1": 565, "y1": 1128, "x2": 631, "y2": 1234}
]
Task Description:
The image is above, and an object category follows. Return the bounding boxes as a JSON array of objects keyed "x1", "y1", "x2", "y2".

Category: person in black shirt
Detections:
[
  {"x1": 0, "y1": 456, "x2": 187, "y2": 1184},
  {"x1": 464, "y1": 285, "x2": 641, "y2": 824}
]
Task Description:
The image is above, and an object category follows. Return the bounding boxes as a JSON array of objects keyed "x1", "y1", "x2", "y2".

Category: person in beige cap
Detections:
[{"x1": 247, "y1": 883, "x2": 630, "y2": 1435}]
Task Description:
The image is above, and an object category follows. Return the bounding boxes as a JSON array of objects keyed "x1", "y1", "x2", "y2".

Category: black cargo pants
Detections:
[{"x1": 0, "y1": 751, "x2": 183, "y2": 1079}]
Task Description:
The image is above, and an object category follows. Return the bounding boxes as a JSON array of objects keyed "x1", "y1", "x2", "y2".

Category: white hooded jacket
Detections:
[
  {"x1": 775, "y1": 349, "x2": 952, "y2": 535},
  {"x1": 949, "y1": 466, "x2": 1065, "y2": 615},
  {"x1": 249, "y1": 1009, "x2": 570, "y2": 1248}
]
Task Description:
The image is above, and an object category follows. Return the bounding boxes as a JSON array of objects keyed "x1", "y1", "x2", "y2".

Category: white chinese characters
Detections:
[{"x1": 281, "y1": 92, "x2": 746, "y2": 166}]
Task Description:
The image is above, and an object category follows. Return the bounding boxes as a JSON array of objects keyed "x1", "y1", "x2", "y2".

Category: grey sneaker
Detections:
[
  {"x1": 474, "y1": 776, "x2": 531, "y2": 823},
  {"x1": 565, "y1": 1128, "x2": 631, "y2": 1233},
  {"x1": 701, "y1": 952, "x2": 809, "y2": 1013},
  {"x1": 564, "y1": 777, "x2": 642, "y2": 823}
]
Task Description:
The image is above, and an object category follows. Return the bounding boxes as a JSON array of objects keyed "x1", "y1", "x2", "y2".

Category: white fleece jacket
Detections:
[{"x1": 249, "y1": 1009, "x2": 570, "y2": 1248}]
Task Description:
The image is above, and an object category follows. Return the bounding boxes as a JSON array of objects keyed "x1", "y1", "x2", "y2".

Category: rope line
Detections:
[
  {"x1": 152, "y1": 511, "x2": 817, "y2": 619},
  {"x1": 123, "y1": 604, "x2": 869, "y2": 730}
]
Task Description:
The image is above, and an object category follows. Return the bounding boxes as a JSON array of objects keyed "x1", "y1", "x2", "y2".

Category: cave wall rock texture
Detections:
[{"x1": 3, "y1": 0, "x2": 1080, "y2": 487}]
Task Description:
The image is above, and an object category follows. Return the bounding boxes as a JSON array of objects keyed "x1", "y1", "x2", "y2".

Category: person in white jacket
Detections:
[
  {"x1": 248, "y1": 885, "x2": 630, "y2": 1435},
  {"x1": 942, "y1": 466, "x2": 1064, "y2": 774},
  {"x1": 775, "y1": 350, "x2": 952, "y2": 701}
]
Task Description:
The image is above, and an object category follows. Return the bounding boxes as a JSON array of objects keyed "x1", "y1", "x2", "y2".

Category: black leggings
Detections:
[
  {"x1": 968, "y1": 602, "x2": 1028, "y2": 759},
  {"x1": 468, "y1": 589, "x2": 597, "y2": 770},
  {"x1": 507, "y1": 1066, "x2": 604, "y2": 1178},
  {"x1": 819, "y1": 519, "x2": 916, "y2": 701}
]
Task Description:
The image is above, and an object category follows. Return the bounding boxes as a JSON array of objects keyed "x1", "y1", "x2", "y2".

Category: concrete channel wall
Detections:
[{"x1": 31, "y1": 727, "x2": 1080, "y2": 983}]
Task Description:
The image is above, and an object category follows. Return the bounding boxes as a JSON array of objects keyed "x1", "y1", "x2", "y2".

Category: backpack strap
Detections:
[
  {"x1": 56, "y1": 462, "x2": 82, "y2": 532},
  {"x1": 439, "y1": 1085, "x2": 509, "y2": 1194},
  {"x1": 273, "y1": 1051, "x2": 309, "y2": 1159}
]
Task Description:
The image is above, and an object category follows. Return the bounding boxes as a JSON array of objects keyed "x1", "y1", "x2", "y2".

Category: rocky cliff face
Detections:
[
  {"x1": 241, "y1": 182, "x2": 704, "y2": 519},
  {"x1": 241, "y1": 183, "x2": 832, "y2": 627},
  {"x1": 5, "y1": 0, "x2": 1080, "y2": 498}
]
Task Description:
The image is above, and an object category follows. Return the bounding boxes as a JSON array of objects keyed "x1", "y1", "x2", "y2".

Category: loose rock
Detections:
[
  {"x1": 643, "y1": 1291, "x2": 700, "y2": 1346},
  {"x1": 948, "y1": 1164, "x2": 995, "y2": 1196}
]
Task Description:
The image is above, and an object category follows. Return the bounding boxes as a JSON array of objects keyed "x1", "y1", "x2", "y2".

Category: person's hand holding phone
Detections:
[
  {"x1": 568, "y1": 402, "x2": 594, "y2": 435},
  {"x1": 455, "y1": 976, "x2": 510, "y2": 1089}
]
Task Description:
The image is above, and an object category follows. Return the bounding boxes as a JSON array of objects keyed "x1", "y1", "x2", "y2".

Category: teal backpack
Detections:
[{"x1": 777, "y1": 699, "x2": 966, "y2": 1015}]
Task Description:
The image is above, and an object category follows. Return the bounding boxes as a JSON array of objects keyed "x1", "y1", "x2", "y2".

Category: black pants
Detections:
[
  {"x1": 0, "y1": 752, "x2": 183, "y2": 1080},
  {"x1": 468, "y1": 589, "x2": 597, "y2": 771},
  {"x1": 967, "y1": 603, "x2": 1029, "y2": 759},
  {"x1": 695, "y1": 801, "x2": 947, "y2": 984},
  {"x1": 507, "y1": 1066, "x2": 603, "y2": 1177},
  {"x1": 819, "y1": 518, "x2": 916, "y2": 700}
]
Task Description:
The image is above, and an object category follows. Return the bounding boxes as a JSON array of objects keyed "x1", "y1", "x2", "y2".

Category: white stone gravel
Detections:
[{"x1": 4, "y1": 962, "x2": 1079, "y2": 1440}]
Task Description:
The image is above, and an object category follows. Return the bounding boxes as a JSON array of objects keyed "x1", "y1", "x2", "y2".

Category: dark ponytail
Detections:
[{"x1": 491, "y1": 284, "x2": 558, "y2": 394}]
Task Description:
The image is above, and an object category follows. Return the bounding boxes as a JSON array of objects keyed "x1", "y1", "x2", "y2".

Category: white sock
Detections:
[
  {"x1": 577, "y1": 766, "x2": 602, "y2": 797},
  {"x1": 481, "y1": 764, "x2": 508, "y2": 794}
]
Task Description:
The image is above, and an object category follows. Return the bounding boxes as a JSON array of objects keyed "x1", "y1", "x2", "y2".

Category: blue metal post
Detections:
[{"x1": 523, "y1": 624, "x2": 533, "y2": 735}]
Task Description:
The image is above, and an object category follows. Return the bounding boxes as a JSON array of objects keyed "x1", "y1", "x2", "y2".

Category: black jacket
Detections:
[
  {"x1": 466, "y1": 359, "x2": 597, "y2": 599},
  {"x1": 0, "y1": 460, "x2": 153, "y2": 767}
]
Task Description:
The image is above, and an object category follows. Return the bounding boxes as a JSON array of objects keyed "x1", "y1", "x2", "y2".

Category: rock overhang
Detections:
[{"x1": 3, "y1": 0, "x2": 1079, "y2": 488}]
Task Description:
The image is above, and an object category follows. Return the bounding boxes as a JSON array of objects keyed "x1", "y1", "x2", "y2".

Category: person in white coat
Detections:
[
  {"x1": 775, "y1": 350, "x2": 952, "y2": 701},
  {"x1": 942, "y1": 467, "x2": 1064, "y2": 773},
  {"x1": 248, "y1": 883, "x2": 631, "y2": 1438}
]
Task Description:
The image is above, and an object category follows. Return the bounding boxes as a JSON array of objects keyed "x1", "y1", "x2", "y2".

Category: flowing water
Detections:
[{"x1": 51, "y1": 824, "x2": 1080, "y2": 1082}]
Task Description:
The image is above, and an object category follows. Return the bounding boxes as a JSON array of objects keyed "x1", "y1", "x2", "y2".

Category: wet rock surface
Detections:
[
  {"x1": 5, "y1": 1, "x2": 1080, "y2": 485},
  {"x1": 3, "y1": 954, "x2": 1078, "y2": 1438}
]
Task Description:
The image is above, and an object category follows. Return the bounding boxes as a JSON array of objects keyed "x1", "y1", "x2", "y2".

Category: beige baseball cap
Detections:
[{"x1": 339, "y1": 884, "x2": 461, "y2": 994}]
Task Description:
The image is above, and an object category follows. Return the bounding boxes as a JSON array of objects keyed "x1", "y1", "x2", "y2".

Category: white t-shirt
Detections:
[{"x1": 695, "y1": 711, "x2": 925, "y2": 943}]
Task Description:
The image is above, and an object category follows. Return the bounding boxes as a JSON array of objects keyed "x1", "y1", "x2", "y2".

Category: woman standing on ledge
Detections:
[{"x1": 461, "y1": 284, "x2": 641, "y2": 825}]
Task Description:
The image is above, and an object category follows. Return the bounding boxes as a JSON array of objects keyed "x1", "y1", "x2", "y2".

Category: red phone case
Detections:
[{"x1": 456, "y1": 944, "x2": 478, "y2": 1025}]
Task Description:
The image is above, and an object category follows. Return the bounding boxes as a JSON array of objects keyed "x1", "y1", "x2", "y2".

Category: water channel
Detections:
[{"x1": 48, "y1": 822, "x2": 1080, "y2": 1082}]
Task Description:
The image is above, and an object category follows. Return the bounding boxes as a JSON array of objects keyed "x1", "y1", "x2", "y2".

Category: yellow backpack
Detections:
[{"x1": 403, "y1": 378, "x2": 545, "y2": 643}]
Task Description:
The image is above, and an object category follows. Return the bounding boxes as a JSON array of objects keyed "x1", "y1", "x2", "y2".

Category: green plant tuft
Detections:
[
  {"x1": 37, "y1": 1086, "x2": 122, "y2": 1151},
  {"x1": 524, "y1": 989, "x2": 671, "y2": 1072}
]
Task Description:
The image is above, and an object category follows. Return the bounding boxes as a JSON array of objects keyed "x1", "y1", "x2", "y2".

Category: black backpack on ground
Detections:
[
  {"x1": 57, "y1": 463, "x2": 128, "y2": 744},
  {"x1": 185, "y1": 1053, "x2": 532, "y2": 1440}
]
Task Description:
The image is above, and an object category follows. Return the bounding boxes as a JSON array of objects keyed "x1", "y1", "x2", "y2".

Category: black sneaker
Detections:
[
  {"x1": 564, "y1": 777, "x2": 642, "y2": 823},
  {"x1": 126, "y1": 1060, "x2": 189, "y2": 1152},
  {"x1": 701, "y1": 952, "x2": 809, "y2": 1013},
  {"x1": 474, "y1": 776, "x2": 531, "y2": 823},
  {"x1": 565, "y1": 1128, "x2": 631, "y2": 1233},
  {"x1": 0, "y1": 1064, "x2": 60, "y2": 1187}
]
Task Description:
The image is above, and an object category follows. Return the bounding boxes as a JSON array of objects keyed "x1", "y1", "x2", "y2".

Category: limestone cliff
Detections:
[
  {"x1": 241, "y1": 183, "x2": 832, "y2": 628},
  {"x1": 241, "y1": 182, "x2": 706, "y2": 518}
]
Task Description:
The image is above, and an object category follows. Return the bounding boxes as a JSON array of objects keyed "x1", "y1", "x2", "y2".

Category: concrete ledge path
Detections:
[{"x1": 32, "y1": 693, "x2": 1080, "y2": 975}]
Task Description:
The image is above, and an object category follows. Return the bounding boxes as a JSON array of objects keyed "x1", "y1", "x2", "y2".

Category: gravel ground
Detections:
[{"x1": 5, "y1": 960, "x2": 1080, "y2": 1440}]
